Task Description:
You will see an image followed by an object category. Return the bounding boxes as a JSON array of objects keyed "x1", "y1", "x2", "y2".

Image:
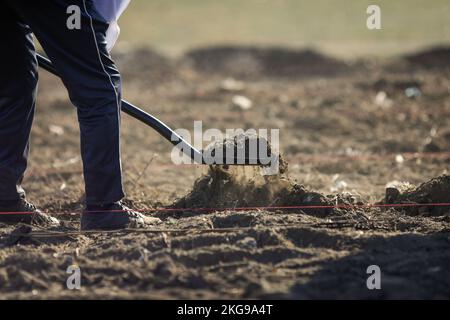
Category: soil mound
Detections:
[
  {"x1": 183, "y1": 46, "x2": 349, "y2": 78},
  {"x1": 384, "y1": 174, "x2": 450, "y2": 216},
  {"x1": 170, "y1": 133, "x2": 360, "y2": 218},
  {"x1": 171, "y1": 165, "x2": 352, "y2": 218},
  {"x1": 404, "y1": 47, "x2": 450, "y2": 69}
]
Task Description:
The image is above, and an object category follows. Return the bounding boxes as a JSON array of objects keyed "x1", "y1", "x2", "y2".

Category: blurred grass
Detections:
[{"x1": 117, "y1": 0, "x2": 450, "y2": 58}]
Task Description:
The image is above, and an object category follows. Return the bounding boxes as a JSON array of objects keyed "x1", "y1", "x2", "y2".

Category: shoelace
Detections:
[
  {"x1": 21, "y1": 200, "x2": 55, "y2": 225},
  {"x1": 91, "y1": 203, "x2": 144, "y2": 219},
  {"x1": 116, "y1": 205, "x2": 142, "y2": 218},
  {"x1": 23, "y1": 201, "x2": 37, "y2": 212},
  {"x1": 26, "y1": 201, "x2": 44, "y2": 225}
]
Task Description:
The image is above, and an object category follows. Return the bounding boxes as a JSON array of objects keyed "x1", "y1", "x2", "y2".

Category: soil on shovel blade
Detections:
[{"x1": 0, "y1": 46, "x2": 450, "y2": 299}]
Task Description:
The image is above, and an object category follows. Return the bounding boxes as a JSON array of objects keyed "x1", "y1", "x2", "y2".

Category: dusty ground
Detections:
[{"x1": 0, "y1": 46, "x2": 449, "y2": 299}]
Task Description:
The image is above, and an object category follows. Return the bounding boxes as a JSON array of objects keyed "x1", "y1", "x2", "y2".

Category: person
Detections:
[{"x1": 0, "y1": 0, "x2": 159, "y2": 230}]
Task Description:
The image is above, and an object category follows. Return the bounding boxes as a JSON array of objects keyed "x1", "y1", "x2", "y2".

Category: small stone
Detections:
[
  {"x1": 374, "y1": 91, "x2": 393, "y2": 108},
  {"x1": 330, "y1": 174, "x2": 348, "y2": 192},
  {"x1": 232, "y1": 95, "x2": 253, "y2": 111},
  {"x1": 48, "y1": 124, "x2": 64, "y2": 136},
  {"x1": 220, "y1": 78, "x2": 245, "y2": 92},
  {"x1": 430, "y1": 127, "x2": 438, "y2": 137},
  {"x1": 331, "y1": 180, "x2": 347, "y2": 192},
  {"x1": 405, "y1": 87, "x2": 422, "y2": 99},
  {"x1": 395, "y1": 154, "x2": 404, "y2": 165}
]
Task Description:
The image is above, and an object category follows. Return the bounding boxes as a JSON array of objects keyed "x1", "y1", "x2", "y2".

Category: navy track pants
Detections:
[{"x1": 0, "y1": 0, "x2": 125, "y2": 205}]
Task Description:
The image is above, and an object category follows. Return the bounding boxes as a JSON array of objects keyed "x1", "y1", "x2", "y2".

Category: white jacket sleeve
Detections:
[{"x1": 93, "y1": 0, "x2": 131, "y2": 51}]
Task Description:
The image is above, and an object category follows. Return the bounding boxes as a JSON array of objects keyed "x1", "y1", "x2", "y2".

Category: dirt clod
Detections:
[{"x1": 384, "y1": 174, "x2": 450, "y2": 216}]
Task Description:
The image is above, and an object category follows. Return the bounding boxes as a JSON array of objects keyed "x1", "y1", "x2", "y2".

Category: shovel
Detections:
[{"x1": 37, "y1": 54, "x2": 272, "y2": 166}]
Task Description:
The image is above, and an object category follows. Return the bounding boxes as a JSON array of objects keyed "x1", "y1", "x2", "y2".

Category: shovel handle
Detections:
[{"x1": 36, "y1": 54, "x2": 204, "y2": 163}]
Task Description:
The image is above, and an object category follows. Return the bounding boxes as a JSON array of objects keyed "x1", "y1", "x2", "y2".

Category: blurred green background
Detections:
[{"x1": 117, "y1": 0, "x2": 450, "y2": 58}]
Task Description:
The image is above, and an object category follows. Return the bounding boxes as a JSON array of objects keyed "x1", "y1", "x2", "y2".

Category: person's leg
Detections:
[
  {"x1": 7, "y1": 0, "x2": 159, "y2": 229},
  {"x1": 0, "y1": 4, "x2": 37, "y2": 203},
  {"x1": 8, "y1": 0, "x2": 125, "y2": 206},
  {"x1": 0, "y1": 3, "x2": 60, "y2": 226}
]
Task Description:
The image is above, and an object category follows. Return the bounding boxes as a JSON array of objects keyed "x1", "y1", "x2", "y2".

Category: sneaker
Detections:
[
  {"x1": 81, "y1": 202, "x2": 161, "y2": 231},
  {"x1": 0, "y1": 199, "x2": 60, "y2": 227}
]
